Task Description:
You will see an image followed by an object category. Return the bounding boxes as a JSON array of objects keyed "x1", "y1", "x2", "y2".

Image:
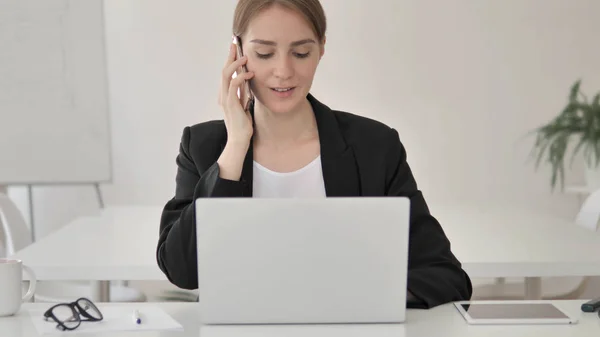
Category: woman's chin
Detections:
[
  {"x1": 264, "y1": 102, "x2": 297, "y2": 114},
  {"x1": 258, "y1": 91, "x2": 305, "y2": 114}
]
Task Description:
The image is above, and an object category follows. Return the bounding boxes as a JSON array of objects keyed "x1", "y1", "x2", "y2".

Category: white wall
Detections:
[{"x1": 8, "y1": 0, "x2": 600, "y2": 238}]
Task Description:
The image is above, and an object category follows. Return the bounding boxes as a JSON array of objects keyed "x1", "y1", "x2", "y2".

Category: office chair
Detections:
[{"x1": 0, "y1": 193, "x2": 147, "y2": 303}]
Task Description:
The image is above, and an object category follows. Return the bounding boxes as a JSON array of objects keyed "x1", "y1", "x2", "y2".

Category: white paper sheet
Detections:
[{"x1": 28, "y1": 305, "x2": 184, "y2": 335}]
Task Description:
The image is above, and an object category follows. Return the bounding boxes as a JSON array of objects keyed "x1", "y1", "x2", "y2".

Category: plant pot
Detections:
[{"x1": 584, "y1": 165, "x2": 600, "y2": 191}]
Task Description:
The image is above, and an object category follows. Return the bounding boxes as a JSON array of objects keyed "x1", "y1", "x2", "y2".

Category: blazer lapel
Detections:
[{"x1": 309, "y1": 94, "x2": 361, "y2": 197}]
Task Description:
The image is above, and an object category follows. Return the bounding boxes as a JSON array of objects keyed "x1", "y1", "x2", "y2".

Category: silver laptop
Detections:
[{"x1": 195, "y1": 197, "x2": 410, "y2": 325}]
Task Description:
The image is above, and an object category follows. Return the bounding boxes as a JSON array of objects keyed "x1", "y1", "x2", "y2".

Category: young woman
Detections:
[{"x1": 156, "y1": 0, "x2": 472, "y2": 309}]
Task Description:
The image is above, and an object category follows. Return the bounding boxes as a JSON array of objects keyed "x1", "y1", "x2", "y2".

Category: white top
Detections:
[
  {"x1": 4, "y1": 301, "x2": 598, "y2": 337},
  {"x1": 252, "y1": 156, "x2": 327, "y2": 198}
]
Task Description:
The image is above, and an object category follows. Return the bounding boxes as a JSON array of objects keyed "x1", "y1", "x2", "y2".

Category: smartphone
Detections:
[{"x1": 234, "y1": 36, "x2": 254, "y2": 112}]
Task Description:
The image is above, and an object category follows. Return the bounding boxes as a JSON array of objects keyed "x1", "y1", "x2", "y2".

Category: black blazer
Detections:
[{"x1": 157, "y1": 94, "x2": 472, "y2": 309}]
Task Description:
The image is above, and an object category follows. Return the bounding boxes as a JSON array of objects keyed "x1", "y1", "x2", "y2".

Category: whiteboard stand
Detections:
[
  {"x1": 0, "y1": 182, "x2": 106, "y2": 243},
  {"x1": 94, "y1": 183, "x2": 105, "y2": 209},
  {"x1": 27, "y1": 185, "x2": 35, "y2": 241},
  {"x1": 1, "y1": 180, "x2": 115, "y2": 302}
]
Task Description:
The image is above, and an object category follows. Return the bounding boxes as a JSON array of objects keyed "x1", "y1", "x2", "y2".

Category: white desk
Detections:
[
  {"x1": 10, "y1": 206, "x2": 166, "y2": 302},
  {"x1": 10, "y1": 203, "x2": 600, "y2": 302},
  {"x1": 431, "y1": 202, "x2": 600, "y2": 299},
  {"x1": 1, "y1": 300, "x2": 598, "y2": 337}
]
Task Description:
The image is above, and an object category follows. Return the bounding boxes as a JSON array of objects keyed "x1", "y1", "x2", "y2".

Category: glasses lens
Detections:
[
  {"x1": 52, "y1": 305, "x2": 79, "y2": 329},
  {"x1": 77, "y1": 298, "x2": 103, "y2": 320}
]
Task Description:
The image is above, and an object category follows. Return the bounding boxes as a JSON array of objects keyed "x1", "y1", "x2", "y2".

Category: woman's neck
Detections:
[{"x1": 253, "y1": 99, "x2": 318, "y2": 149}]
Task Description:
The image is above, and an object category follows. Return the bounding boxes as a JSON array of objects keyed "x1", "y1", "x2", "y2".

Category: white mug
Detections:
[{"x1": 0, "y1": 258, "x2": 36, "y2": 316}]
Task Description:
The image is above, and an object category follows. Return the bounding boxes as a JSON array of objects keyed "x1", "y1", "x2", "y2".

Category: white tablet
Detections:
[{"x1": 454, "y1": 301, "x2": 579, "y2": 325}]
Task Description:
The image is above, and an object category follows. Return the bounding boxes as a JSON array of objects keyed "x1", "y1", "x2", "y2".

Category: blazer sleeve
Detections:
[
  {"x1": 384, "y1": 128, "x2": 473, "y2": 309},
  {"x1": 156, "y1": 126, "x2": 245, "y2": 289}
]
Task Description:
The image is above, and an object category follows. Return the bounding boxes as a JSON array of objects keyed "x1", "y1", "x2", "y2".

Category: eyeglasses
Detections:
[{"x1": 43, "y1": 297, "x2": 103, "y2": 331}]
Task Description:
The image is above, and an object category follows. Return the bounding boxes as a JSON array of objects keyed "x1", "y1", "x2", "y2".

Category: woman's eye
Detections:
[
  {"x1": 255, "y1": 52, "x2": 310, "y2": 59},
  {"x1": 256, "y1": 53, "x2": 273, "y2": 59},
  {"x1": 294, "y1": 52, "x2": 310, "y2": 59}
]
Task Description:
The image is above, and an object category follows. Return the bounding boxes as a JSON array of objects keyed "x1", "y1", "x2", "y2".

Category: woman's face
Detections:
[{"x1": 241, "y1": 5, "x2": 324, "y2": 115}]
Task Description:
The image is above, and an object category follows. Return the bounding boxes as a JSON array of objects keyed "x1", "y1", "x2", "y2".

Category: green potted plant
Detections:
[{"x1": 530, "y1": 80, "x2": 600, "y2": 191}]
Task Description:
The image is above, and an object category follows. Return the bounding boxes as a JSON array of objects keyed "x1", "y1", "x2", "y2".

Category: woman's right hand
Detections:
[{"x1": 218, "y1": 43, "x2": 255, "y2": 145}]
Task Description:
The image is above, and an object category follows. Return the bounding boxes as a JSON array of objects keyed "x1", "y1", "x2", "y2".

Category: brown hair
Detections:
[{"x1": 233, "y1": 0, "x2": 327, "y2": 44}]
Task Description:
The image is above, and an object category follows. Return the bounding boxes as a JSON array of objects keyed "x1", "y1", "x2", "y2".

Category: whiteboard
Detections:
[{"x1": 0, "y1": 0, "x2": 111, "y2": 184}]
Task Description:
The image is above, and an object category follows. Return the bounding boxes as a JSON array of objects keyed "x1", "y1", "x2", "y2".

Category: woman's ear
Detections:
[{"x1": 319, "y1": 36, "x2": 326, "y2": 59}]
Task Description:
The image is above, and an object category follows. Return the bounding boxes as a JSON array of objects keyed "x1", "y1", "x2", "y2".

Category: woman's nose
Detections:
[{"x1": 273, "y1": 56, "x2": 294, "y2": 79}]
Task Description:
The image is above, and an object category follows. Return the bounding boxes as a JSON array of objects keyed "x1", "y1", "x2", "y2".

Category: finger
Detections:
[
  {"x1": 221, "y1": 56, "x2": 248, "y2": 105},
  {"x1": 228, "y1": 71, "x2": 254, "y2": 103},
  {"x1": 224, "y1": 42, "x2": 236, "y2": 67},
  {"x1": 223, "y1": 56, "x2": 247, "y2": 81},
  {"x1": 229, "y1": 71, "x2": 254, "y2": 90},
  {"x1": 228, "y1": 71, "x2": 254, "y2": 97},
  {"x1": 220, "y1": 45, "x2": 240, "y2": 105}
]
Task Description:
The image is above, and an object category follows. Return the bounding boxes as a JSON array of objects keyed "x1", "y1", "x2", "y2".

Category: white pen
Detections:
[{"x1": 132, "y1": 309, "x2": 141, "y2": 324}]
